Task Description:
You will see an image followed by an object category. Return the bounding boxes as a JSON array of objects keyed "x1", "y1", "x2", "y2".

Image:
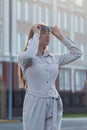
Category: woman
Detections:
[{"x1": 18, "y1": 23, "x2": 82, "y2": 130}]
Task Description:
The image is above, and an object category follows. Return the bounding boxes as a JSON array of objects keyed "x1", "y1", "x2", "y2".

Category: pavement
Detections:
[
  {"x1": 61, "y1": 117, "x2": 87, "y2": 130},
  {"x1": 0, "y1": 117, "x2": 87, "y2": 130}
]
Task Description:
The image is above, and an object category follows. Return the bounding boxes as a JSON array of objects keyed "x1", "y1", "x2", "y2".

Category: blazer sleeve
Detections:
[
  {"x1": 54, "y1": 37, "x2": 82, "y2": 66},
  {"x1": 17, "y1": 33, "x2": 39, "y2": 68}
]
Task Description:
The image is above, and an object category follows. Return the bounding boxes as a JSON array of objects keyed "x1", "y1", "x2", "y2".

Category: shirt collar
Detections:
[
  {"x1": 43, "y1": 50, "x2": 50, "y2": 57},
  {"x1": 37, "y1": 50, "x2": 51, "y2": 57}
]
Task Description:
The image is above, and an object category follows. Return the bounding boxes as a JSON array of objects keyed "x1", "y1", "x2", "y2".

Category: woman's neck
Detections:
[{"x1": 37, "y1": 46, "x2": 44, "y2": 56}]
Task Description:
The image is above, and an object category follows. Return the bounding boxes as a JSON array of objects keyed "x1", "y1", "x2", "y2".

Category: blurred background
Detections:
[{"x1": 0, "y1": 0, "x2": 87, "y2": 120}]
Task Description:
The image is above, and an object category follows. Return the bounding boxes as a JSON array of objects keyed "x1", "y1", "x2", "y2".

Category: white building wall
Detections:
[
  {"x1": 1, "y1": 0, "x2": 87, "y2": 91},
  {"x1": 12, "y1": 0, "x2": 17, "y2": 57},
  {"x1": 3, "y1": 0, "x2": 9, "y2": 59}
]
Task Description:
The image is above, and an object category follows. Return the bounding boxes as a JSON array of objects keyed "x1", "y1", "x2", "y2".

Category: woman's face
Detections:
[{"x1": 39, "y1": 29, "x2": 51, "y2": 47}]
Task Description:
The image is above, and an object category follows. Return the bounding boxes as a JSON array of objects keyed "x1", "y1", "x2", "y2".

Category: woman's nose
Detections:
[{"x1": 46, "y1": 31, "x2": 50, "y2": 36}]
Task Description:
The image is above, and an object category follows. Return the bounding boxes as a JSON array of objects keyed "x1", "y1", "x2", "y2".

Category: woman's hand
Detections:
[
  {"x1": 51, "y1": 26, "x2": 65, "y2": 41},
  {"x1": 32, "y1": 24, "x2": 41, "y2": 34}
]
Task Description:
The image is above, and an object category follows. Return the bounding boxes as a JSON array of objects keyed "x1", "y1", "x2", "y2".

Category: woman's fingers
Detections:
[
  {"x1": 32, "y1": 24, "x2": 41, "y2": 34},
  {"x1": 52, "y1": 25, "x2": 65, "y2": 40}
]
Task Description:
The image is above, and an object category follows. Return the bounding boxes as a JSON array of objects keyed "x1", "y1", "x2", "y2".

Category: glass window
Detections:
[
  {"x1": 32, "y1": 4, "x2": 37, "y2": 24},
  {"x1": 45, "y1": 8, "x2": 50, "y2": 24},
  {"x1": 58, "y1": 41, "x2": 62, "y2": 54},
  {"x1": 80, "y1": 44, "x2": 84, "y2": 61},
  {"x1": 57, "y1": 11, "x2": 61, "y2": 28},
  {"x1": 38, "y1": 6, "x2": 42, "y2": 22},
  {"x1": 76, "y1": 71, "x2": 80, "y2": 90},
  {"x1": 75, "y1": 15, "x2": 78, "y2": 32},
  {"x1": 53, "y1": 40, "x2": 63, "y2": 54},
  {"x1": 64, "y1": 46, "x2": 68, "y2": 53},
  {"x1": 53, "y1": 39, "x2": 58, "y2": 53},
  {"x1": 65, "y1": 70, "x2": 70, "y2": 90},
  {"x1": 29, "y1": 3, "x2": 32, "y2": 22},
  {"x1": 25, "y1": 2, "x2": 29, "y2": 21},
  {"x1": 0, "y1": 63, "x2": 2, "y2": 76},
  {"x1": 0, "y1": 0, "x2": 2, "y2": 16},
  {"x1": 17, "y1": 33, "x2": 22, "y2": 52},
  {"x1": 63, "y1": 13, "x2": 67, "y2": 29},
  {"x1": 80, "y1": 16, "x2": 84, "y2": 33},
  {"x1": 81, "y1": 72, "x2": 86, "y2": 89},
  {"x1": 75, "y1": 70, "x2": 86, "y2": 91},
  {"x1": 59, "y1": 69, "x2": 71, "y2": 91},
  {"x1": 61, "y1": 43, "x2": 65, "y2": 53},
  {"x1": 0, "y1": 29, "x2": 2, "y2": 50},
  {"x1": 17, "y1": 0, "x2": 22, "y2": 20},
  {"x1": 24, "y1": 33, "x2": 28, "y2": 44},
  {"x1": 59, "y1": 69, "x2": 64, "y2": 90}
]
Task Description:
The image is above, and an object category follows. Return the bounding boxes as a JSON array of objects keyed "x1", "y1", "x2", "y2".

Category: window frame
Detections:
[
  {"x1": 17, "y1": 32, "x2": 22, "y2": 52},
  {"x1": 24, "y1": 2, "x2": 29, "y2": 21},
  {"x1": 17, "y1": 0, "x2": 22, "y2": 20},
  {"x1": 74, "y1": 69, "x2": 87, "y2": 92},
  {"x1": 0, "y1": 28, "x2": 2, "y2": 51},
  {"x1": 75, "y1": 15, "x2": 79, "y2": 32},
  {"x1": 0, "y1": 0, "x2": 2, "y2": 16},
  {"x1": 59, "y1": 68, "x2": 71, "y2": 91},
  {"x1": 0, "y1": 63, "x2": 2, "y2": 76}
]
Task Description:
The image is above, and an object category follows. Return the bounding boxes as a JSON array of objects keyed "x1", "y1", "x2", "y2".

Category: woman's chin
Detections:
[
  {"x1": 46, "y1": 40, "x2": 50, "y2": 44},
  {"x1": 45, "y1": 42, "x2": 49, "y2": 46}
]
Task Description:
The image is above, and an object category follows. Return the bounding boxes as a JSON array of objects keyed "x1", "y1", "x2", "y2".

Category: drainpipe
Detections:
[{"x1": 8, "y1": 0, "x2": 13, "y2": 120}]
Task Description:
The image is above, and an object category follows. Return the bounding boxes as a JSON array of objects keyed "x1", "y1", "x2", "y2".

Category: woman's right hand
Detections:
[
  {"x1": 32, "y1": 24, "x2": 41, "y2": 34},
  {"x1": 52, "y1": 26, "x2": 65, "y2": 41}
]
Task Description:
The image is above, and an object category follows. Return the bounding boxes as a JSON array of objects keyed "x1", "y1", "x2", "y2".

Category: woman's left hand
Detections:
[
  {"x1": 32, "y1": 24, "x2": 41, "y2": 34},
  {"x1": 51, "y1": 26, "x2": 65, "y2": 41}
]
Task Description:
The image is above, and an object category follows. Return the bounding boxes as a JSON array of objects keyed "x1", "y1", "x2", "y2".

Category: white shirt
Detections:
[{"x1": 18, "y1": 33, "x2": 82, "y2": 98}]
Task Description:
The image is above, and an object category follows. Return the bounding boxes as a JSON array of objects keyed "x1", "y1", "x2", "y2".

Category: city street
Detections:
[{"x1": 0, "y1": 117, "x2": 87, "y2": 130}]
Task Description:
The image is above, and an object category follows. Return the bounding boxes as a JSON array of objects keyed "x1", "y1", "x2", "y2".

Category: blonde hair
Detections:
[{"x1": 18, "y1": 23, "x2": 48, "y2": 89}]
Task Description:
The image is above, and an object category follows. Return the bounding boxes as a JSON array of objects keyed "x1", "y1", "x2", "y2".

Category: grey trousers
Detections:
[{"x1": 23, "y1": 94, "x2": 63, "y2": 130}]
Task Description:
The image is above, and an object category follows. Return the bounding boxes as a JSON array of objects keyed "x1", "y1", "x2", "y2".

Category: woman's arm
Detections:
[
  {"x1": 54, "y1": 37, "x2": 82, "y2": 66},
  {"x1": 18, "y1": 33, "x2": 39, "y2": 67},
  {"x1": 52, "y1": 26, "x2": 82, "y2": 66},
  {"x1": 18, "y1": 24, "x2": 41, "y2": 68}
]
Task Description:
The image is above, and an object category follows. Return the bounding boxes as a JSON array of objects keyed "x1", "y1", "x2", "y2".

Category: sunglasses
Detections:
[{"x1": 41, "y1": 25, "x2": 52, "y2": 32}]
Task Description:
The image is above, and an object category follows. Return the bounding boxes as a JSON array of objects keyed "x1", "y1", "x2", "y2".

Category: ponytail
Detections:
[{"x1": 18, "y1": 27, "x2": 34, "y2": 89}]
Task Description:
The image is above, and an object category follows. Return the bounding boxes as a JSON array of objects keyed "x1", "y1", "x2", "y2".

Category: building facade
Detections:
[{"x1": 0, "y1": 0, "x2": 87, "y2": 118}]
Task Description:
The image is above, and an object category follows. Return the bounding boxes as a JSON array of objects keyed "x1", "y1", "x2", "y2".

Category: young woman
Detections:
[{"x1": 18, "y1": 23, "x2": 82, "y2": 130}]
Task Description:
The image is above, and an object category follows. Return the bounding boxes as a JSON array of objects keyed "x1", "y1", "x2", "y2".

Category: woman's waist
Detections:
[{"x1": 26, "y1": 89, "x2": 59, "y2": 98}]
